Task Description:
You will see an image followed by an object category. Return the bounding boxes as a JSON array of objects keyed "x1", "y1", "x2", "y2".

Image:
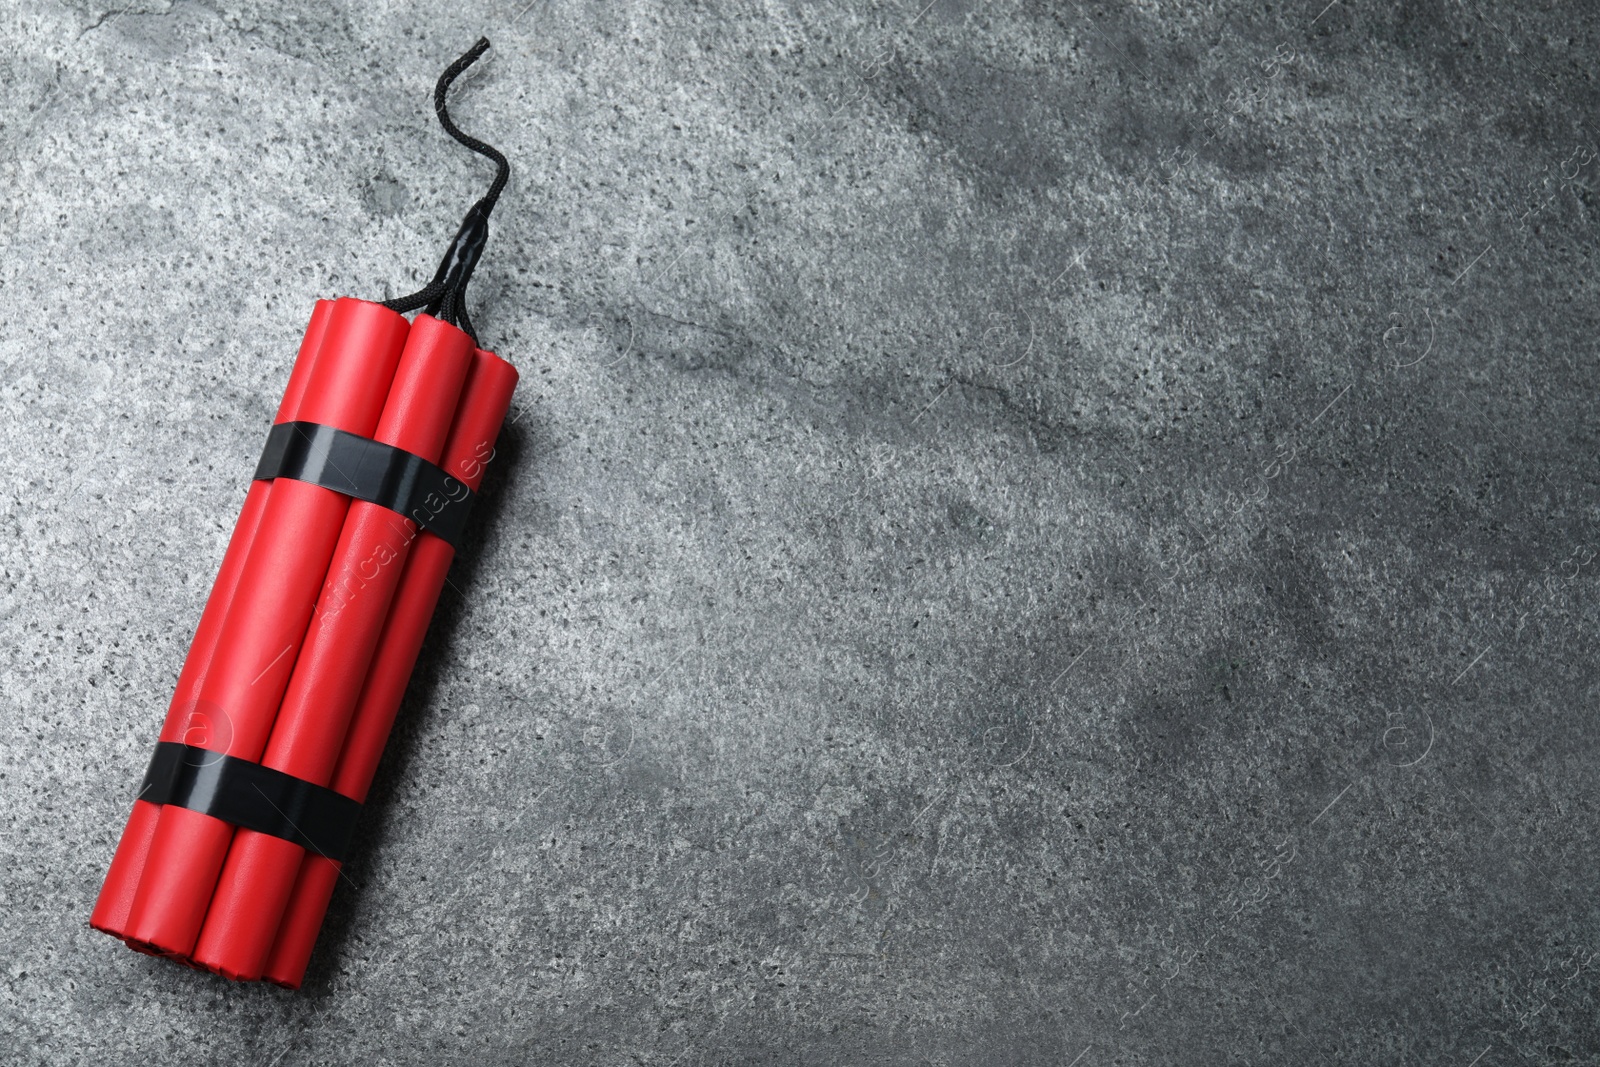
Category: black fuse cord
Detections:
[{"x1": 384, "y1": 37, "x2": 510, "y2": 344}]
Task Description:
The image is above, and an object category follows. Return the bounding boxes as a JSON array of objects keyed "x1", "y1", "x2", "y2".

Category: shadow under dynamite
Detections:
[{"x1": 295, "y1": 404, "x2": 544, "y2": 995}]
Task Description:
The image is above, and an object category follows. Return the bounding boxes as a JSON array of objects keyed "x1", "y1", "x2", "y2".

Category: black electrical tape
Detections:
[
  {"x1": 254, "y1": 421, "x2": 475, "y2": 548},
  {"x1": 138, "y1": 742, "x2": 361, "y2": 862}
]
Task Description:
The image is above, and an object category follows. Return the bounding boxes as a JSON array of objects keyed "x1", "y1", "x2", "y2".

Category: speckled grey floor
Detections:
[{"x1": 3, "y1": 0, "x2": 1598, "y2": 1063}]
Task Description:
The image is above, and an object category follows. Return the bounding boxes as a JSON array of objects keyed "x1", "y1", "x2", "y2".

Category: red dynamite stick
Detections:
[
  {"x1": 90, "y1": 300, "x2": 336, "y2": 945},
  {"x1": 262, "y1": 347, "x2": 519, "y2": 988},
  {"x1": 123, "y1": 299, "x2": 410, "y2": 957},
  {"x1": 192, "y1": 316, "x2": 475, "y2": 979}
]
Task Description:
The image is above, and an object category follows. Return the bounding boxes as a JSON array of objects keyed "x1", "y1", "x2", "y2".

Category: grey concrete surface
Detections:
[{"x1": 2, "y1": 0, "x2": 1598, "y2": 1063}]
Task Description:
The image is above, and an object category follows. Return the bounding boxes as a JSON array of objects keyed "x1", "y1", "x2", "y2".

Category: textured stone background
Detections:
[{"x1": 3, "y1": 0, "x2": 1598, "y2": 1063}]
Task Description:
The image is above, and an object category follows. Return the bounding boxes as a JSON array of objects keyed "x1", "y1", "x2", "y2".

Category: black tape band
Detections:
[
  {"x1": 139, "y1": 742, "x2": 361, "y2": 862},
  {"x1": 255, "y1": 421, "x2": 474, "y2": 548}
]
